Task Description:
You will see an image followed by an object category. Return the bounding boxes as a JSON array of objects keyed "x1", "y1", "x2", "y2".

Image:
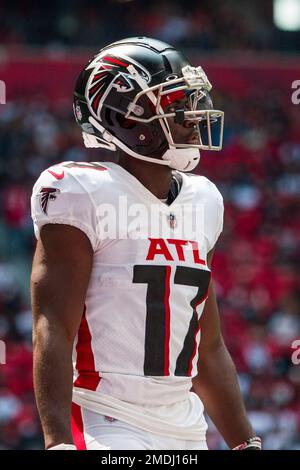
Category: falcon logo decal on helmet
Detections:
[{"x1": 86, "y1": 55, "x2": 151, "y2": 120}]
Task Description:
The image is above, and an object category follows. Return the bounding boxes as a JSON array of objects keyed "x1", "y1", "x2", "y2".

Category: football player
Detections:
[{"x1": 31, "y1": 37, "x2": 261, "y2": 450}]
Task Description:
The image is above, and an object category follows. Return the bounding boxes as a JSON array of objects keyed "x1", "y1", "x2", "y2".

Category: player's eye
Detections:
[{"x1": 166, "y1": 100, "x2": 189, "y2": 113}]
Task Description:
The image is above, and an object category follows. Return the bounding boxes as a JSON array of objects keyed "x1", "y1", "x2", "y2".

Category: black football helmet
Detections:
[{"x1": 73, "y1": 37, "x2": 224, "y2": 171}]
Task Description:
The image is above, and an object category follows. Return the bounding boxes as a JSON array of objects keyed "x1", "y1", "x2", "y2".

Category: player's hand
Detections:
[{"x1": 47, "y1": 443, "x2": 77, "y2": 450}]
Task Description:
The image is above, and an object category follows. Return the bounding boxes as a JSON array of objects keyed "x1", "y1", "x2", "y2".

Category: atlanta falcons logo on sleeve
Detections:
[{"x1": 38, "y1": 187, "x2": 60, "y2": 215}]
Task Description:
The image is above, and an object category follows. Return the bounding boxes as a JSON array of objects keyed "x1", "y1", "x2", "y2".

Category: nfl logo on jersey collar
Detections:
[
  {"x1": 104, "y1": 415, "x2": 117, "y2": 423},
  {"x1": 167, "y1": 212, "x2": 177, "y2": 229}
]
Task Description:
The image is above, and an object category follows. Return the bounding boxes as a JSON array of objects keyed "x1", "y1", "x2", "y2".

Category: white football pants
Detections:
[{"x1": 71, "y1": 403, "x2": 208, "y2": 450}]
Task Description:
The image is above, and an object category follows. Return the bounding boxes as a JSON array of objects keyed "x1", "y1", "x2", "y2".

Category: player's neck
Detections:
[{"x1": 117, "y1": 154, "x2": 173, "y2": 200}]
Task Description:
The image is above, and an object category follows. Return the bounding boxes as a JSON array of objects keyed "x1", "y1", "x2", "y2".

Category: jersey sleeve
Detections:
[
  {"x1": 194, "y1": 175, "x2": 224, "y2": 252},
  {"x1": 31, "y1": 165, "x2": 98, "y2": 250},
  {"x1": 212, "y1": 192, "x2": 224, "y2": 249},
  {"x1": 207, "y1": 181, "x2": 224, "y2": 251}
]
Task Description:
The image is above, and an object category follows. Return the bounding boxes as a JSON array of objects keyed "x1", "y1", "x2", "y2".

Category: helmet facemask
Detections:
[
  {"x1": 160, "y1": 88, "x2": 224, "y2": 153},
  {"x1": 124, "y1": 65, "x2": 224, "y2": 152}
]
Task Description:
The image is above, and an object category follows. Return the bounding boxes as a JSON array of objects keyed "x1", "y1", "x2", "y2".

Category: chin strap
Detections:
[
  {"x1": 84, "y1": 117, "x2": 200, "y2": 172},
  {"x1": 162, "y1": 147, "x2": 200, "y2": 171}
]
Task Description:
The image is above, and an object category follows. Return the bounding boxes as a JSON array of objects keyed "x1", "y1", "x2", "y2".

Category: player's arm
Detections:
[
  {"x1": 31, "y1": 224, "x2": 94, "y2": 449},
  {"x1": 192, "y1": 248, "x2": 257, "y2": 449}
]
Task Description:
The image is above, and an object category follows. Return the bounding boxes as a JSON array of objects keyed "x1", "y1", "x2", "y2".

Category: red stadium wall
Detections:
[{"x1": 0, "y1": 52, "x2": 299, "y2": 103}]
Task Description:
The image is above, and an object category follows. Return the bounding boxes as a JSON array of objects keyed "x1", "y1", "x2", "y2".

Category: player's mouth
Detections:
[{"x1": 186, "y1": 133, "x2": 199, "y2": 144}]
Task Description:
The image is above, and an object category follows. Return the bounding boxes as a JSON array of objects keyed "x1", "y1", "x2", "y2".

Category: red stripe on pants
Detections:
[{"x1": 71, "y1": 403, "x2": 86, "y2": 450}]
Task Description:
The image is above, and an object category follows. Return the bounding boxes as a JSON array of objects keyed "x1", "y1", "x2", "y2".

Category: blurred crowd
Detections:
[
  {"x1": 0, "y1": 0, "x2": 300, "y2": 449},
  {"x1": 1, "y1": 0, "x2": 300, "y2": 53},
  {"x1": 201, "y1": 89, "x2": 300, "y2": 449}
]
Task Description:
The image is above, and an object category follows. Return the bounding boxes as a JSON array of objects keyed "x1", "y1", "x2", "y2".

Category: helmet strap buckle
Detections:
[{"x1": 103, "y1": 130, "x2": 114, "y2": 142}]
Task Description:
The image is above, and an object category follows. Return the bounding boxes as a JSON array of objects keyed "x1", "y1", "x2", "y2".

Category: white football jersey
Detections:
[{"x1": 31, "y1": 161, "x2": 224, "y2": 441}]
